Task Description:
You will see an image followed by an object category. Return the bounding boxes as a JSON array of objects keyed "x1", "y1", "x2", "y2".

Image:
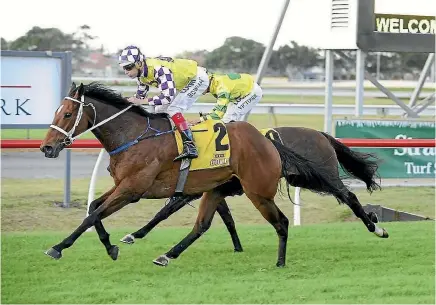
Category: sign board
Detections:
[
  {"x1": 335, "y1": 120, "x2": 435, "y2": 178},
  {"x1": 298, "y1": 0, "x2": 434, "y2": 51},
  {"x1": 1, "y1": 51, "x2": 71, "y2": 128}
]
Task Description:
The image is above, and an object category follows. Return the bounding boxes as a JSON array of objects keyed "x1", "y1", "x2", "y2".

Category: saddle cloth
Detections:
[
  {"x1": 260, "y1": 127, "x2": 284, "y2": 144},
  {"x1": 174, "y1": 120, "x2": 231, "y2": 171}
]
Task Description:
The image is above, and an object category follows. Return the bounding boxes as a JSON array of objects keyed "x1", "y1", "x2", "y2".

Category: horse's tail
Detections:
[
  {"x1": 320, "y1": 132, "x2": 381, "y2": 193},
  {"x1": 270, "y1": 139, "x2": 349, "y2": 204}
]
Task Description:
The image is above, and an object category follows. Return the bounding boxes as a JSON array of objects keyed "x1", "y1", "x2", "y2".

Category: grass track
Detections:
[{"x1": 2, "y1": 222, "x2": 434, "y2": 304}]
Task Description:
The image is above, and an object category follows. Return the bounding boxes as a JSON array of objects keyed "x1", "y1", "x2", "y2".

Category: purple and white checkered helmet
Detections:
[{"x1": 118, "y1": 46, "x2": 144, "y2": 67}]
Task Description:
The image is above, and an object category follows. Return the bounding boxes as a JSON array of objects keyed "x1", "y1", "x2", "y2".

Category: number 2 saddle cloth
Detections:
[{"x1": 174, "y1": 121, "x2": 282, "y2": 172}]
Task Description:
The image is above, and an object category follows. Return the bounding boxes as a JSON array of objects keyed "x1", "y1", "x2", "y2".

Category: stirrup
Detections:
[
  {"x1": 174, "y1": 151, "x2": 198, "y2": 161},
  {"x1": 174, "y1": 145, "x2": 198, "y2": 161}
]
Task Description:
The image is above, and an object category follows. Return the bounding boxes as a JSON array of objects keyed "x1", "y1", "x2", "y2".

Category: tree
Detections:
[
  {"x1": 277, "y1": 41, "x2": 321, "y2": 71},
  {"x1": 1, "y1": 38, "x2": 8, "y2": 50},
  {"x1": 7, "y1": 25, "x2": 97, "y2": 73},
  {"x1": 174, "y1": 50, "x2": 209, "y2": 67},
  {"x1": 205, "y1": 36, "x2": 265, "y2": 73},
  {"x1": 9, "y1": 27, "x2": 75, "y2": 51}
]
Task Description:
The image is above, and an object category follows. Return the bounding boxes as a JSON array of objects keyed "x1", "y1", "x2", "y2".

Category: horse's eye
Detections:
[{"x1": 64, "y1": 113, "x2": 72, "y2": 118}]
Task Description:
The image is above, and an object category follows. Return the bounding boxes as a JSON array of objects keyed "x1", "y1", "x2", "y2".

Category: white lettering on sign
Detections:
[
  {"x1": 393, "y1": 134, "x2": 435, "y2": 157},
  {"x1": 404, "y1": 162, "x2": 434, "y2": 175},
  {"x1": 376, "y1": 15, "x2": 435, "y2": 34}
]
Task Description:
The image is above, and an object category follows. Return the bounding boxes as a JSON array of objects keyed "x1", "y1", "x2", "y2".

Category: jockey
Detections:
[
  {"x1": 118, "y1": 45, "x2": 209, "y2": 161},
  {"x1": 199, "y1": 72, "x2": 263, "y2": 123}
]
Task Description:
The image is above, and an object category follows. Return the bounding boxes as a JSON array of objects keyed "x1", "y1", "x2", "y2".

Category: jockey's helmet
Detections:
[{"x1": 118, "y1": 46, "x2": 144, "y2": 69}]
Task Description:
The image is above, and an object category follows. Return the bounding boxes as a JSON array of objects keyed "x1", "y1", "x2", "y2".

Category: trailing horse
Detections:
[{"x1": 121, "y1": 126, "x2": 384, "y2": 254}]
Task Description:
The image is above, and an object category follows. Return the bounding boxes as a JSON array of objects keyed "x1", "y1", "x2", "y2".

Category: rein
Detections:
[{"x1": 50, "y1": 95, "x2": 173, "y2": 155}]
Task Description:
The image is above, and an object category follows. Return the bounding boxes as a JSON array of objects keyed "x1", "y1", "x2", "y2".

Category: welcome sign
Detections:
[{"x1": 375, "y1": 14, "x2": 435, "y2": 34}]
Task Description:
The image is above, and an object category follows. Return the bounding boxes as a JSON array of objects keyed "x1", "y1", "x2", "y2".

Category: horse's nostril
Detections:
[{"x1": 42, "y1": 145, "x2": 53, "y2": 154}]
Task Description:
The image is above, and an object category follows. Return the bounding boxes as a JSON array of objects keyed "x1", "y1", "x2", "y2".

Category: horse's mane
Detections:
[{"x1": 74, "y1": 82, "x2": 168, "y2": 119}]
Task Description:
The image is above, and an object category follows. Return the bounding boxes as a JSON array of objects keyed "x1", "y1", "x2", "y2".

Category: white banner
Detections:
[{"x1": 1, "y1": 55, "x2": 63, "y2": 126}]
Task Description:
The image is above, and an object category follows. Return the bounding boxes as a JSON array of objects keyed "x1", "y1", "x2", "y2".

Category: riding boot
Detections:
[
  {"x1": 174, "y1": 129, "x2": 198, "y2": 161},
  {"x1": 171, "y1": 112, "x2": 199, "y2": 161}
]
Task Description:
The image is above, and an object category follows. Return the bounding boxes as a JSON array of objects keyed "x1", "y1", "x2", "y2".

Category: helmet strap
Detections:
[{"x1": 135, "y1": 60, "x2": 143, "y2": 70}]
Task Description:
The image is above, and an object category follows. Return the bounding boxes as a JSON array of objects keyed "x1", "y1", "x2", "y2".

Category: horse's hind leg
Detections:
[
  {"x1": 216, "y1": 199, "x2": 243, "y2": 252},
  {"x1": 121, "y1": 195, "x2": 199, "y2": 244},
  {"x1": 244, "y1": 191, "x2": 289, "y2": 267},
  {"x1": 342, "y1": 190, "x2": 389, "y2": 238},
  {"x1": 153, "y1": 190, "x2": 222, "y2": 267}
]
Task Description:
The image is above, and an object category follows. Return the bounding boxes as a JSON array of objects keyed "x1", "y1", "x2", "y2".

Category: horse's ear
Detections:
[
  {"x1": 77, "y1": 83, "x2": 85, "y2": 97},
  {"x1": 69, "y1": 82, "x2": 77, "y2": 95}
]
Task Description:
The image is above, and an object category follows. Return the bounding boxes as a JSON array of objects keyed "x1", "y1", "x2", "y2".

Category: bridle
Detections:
[{"x1": 50, "y1": 95, "x2": 132, "y2": 146}]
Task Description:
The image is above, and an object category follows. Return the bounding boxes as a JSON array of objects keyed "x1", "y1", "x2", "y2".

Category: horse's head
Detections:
[{"x1": 40, "y1": 82, "x2": 92, "y2": 158}]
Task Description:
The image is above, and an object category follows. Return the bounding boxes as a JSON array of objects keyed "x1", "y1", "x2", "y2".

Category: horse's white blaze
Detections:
[{"x1": 56, "y1": 105, "x2": 64, "y2": 114}]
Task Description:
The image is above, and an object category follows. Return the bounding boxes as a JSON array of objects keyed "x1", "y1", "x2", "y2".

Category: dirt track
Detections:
[{"x1": 1, "y1": 150, "x2": 110, "y2": 179}]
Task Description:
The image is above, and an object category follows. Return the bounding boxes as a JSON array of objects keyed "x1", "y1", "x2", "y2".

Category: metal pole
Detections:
[
  {"x1": 376, "y1": 52, "x2": 381, "y2": 80},
  {"x1": 336, "y1": 50, "x2": 418, "y2": 117},
  {"x1": 408, "y1": 53, "x2": 434, "y2": 108},
  {"x1": 431, "y1": 58, "x2": 436, "y2": 83},
  {"x1": 64, "y1": 150, "x2": 71, "y2": 207},
  {"x1": 62, "y1": 51, "x2": 73, "y2": 208},
  {"x1": 243, "y1": 0, "x2": 290, "y2": 122},
  {"x1": 415, "y1": 93, "x2": 435, "y2": 115},
  {"x1": 365, "y1": 72, "x2": 419, "y2": 117},
  {"x1": 255, "y1": 0, "x2": 290, "y2": 84},
  {"x1": 355, "y1": 49, "x2": 365, "y2": 117},
  {"x1": 324, "y1": 50, "x2": 334, "y2": 133}
]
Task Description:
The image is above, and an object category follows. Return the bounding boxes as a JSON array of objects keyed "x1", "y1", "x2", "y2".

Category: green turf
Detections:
[{"x1": 1, "y1": 222, "x2": 434, "y2": 304}]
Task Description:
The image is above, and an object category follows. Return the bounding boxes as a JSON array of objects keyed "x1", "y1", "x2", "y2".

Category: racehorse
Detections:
[
  {"x1": 119, "y1": 126, "x2": 386, "y2": 254},
  {"x1": 40, "y1": 82, "x2": 388, "y2": 267}
]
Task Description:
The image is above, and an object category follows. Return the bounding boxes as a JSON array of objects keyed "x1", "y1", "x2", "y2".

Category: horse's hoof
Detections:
[
  {"x1": 108, "y1": 245, "x2": 119, "y2": 260},
  {"x1": 153, "y1": 254, "x2": 170, "y2": 267},
  {"x1": 234, "y1": 247, "x2": 244, "y2": 253},
  {"x1": 368, "y1": 212, "x2": 379, "y2": 223},
  {"x1": 276, "y1": 261, "x2": 286, "y2": 268},
  {"x1": 374, "y1": 226, "x2": 389, "y2": 238},
  {"x1": 120, "y1": 234, "x2": 135, "y2": 244},
  {"x1": 45, "y1": 247, "x2": 62, "y2": 260}
]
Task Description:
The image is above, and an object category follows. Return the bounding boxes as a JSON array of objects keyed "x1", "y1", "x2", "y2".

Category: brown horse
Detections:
[
  {"x1": 40, "y1": 82, "x2": 354, "y2": 267},
  {"x1": 120, "y1": 126, "x2": 386, "y2": 254}
]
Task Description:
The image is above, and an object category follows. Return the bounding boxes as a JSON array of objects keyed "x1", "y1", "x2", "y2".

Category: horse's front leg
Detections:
[
  {"x1": 44, "y1": 185, "x2": 140, "y2": 260},
  {"x1": 44, "y1": 159, "x2": 163, "y2": 260},
  {"x1": 87, "y1": 186, "x2": 121, "y2": 260}
]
